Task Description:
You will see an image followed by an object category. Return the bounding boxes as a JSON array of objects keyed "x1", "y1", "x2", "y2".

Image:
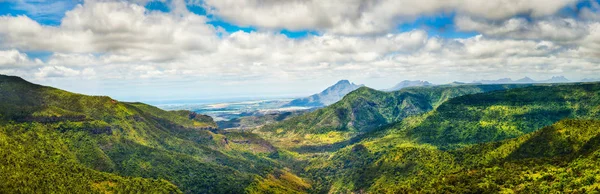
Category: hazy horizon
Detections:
[{"x1": 20, "y1": 74, "x2": 594, "y2": 105}]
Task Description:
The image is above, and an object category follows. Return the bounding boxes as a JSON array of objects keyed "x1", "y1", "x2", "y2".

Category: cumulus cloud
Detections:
[
  {"x1": 47, "y1": 53, "x2": 98, "y2": 66},
  {"x1": 0, "y1": 49, "x2": 40, "y2": 68},
  {"x1": 0, "y1": 0, "x2": 219, "y2": 62},
  {"x1": 0, "y1": 0, "x2": 599, "y2": 99},
  {"x1": 202, "y1": 0, "x2": 578, "y2": 35},
  {"x1": 455, "y1": 16, "x2": 589, "y2": 42},
  {"x1": 35, "y1": 65, "x2": 82, "y2": 78}
]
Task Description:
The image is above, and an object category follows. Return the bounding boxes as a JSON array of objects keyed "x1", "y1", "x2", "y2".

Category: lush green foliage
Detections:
[
  {"x1": 409, "y1": 83, "x2": 600, "y2": 148},
  {"x1": 4, "y1": 73, "x2": 600, "y2": 194},
  {"x1": 0, "y1": 123, "x2": 181, "y2": 193},
  {"x1": 258, "y1": 84, "x2": 533, "y2": 148},
  {"x1": 433, "y1": 119, "x2": 600, "y2": 193},
  {"x1": 292, "y1": 83, "x2": 600, "y2": 193},
  {"x1": 0, "y1": 75, "x2": 308, "y2": 193}
]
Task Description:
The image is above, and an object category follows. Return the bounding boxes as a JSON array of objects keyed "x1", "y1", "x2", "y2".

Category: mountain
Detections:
[
  {"x1": 384, "y1": 80, "x2": 433, "y2": 91},
  {"x1": 582, "y1": 78, "x2": 600, "y2": 82},
  {"x1": 474, "y1": 78, "x2": 514, "y2": 84},
  {"x1": 259, "y1": 84, "x2": 534, "y2": 149},
  {"x1": 515, "y1": 76, "x2": 536, "y2": 83},
  {"x1": 474, "y1": 76, "x2": 572, "y2": 84},
  {"x1": 0, "y1": 75, "x2": 308, "y2": 193},
  {"x1": 539, "y1": 76, "x2": 570, "y2": 83},
  {"x1": 295, "y1": 82, "x2": 600, "y2": 193},
  {"x1": 283, "y1": 80, "x2": 363, "y2": 107},
  {"x1": 408, "y1": 83, "x2": 600, "y2": 148}
]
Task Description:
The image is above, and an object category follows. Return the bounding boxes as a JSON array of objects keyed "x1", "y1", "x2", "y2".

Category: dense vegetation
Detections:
[
  {"x1": 3, "y1": 73, "x2": 600, "y2": 193},
  {"x1": 410, "y1": 83, "x2": 600, "y2": 148},
  {"x1": 258, "y1": 84, "x2": 533, "y2": 148},
  {"x1": 293, "y1": 82, "x2": 600, "y2": 193},
  {"x1": 0, "y1": 75, "x2": 308, "y2": 193}
]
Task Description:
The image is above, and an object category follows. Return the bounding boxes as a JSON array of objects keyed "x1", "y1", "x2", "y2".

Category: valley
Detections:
[
  {"x1": 3, "y1": 1, "x2": 600, "y2": 193},
  {"x1": 1, "y1": 74, "x2": 600, "y2": 193}
]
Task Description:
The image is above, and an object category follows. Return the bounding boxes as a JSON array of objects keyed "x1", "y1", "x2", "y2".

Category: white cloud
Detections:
[
  {"x1": 580, "y1": 0, "x2": 600, "y2": 21},
  {"x1": 455, "y1": 16, "x2": 589, "y2": 42},
  {"x1": 0, "y1": 0, "x2": 219, "y2": 62},
  {"x1": 0, "y1": 0, "x2": 599, "y2": 100},
  {"x1": 35, "y1": 65, "x2": 81, "y2": 78},
  {"x1": 47, "y1": 53, "x2": 97, "y2": 66},
  {"x1": 0, "y1": 49, "x2": 40, "y2": 68},
  {"x1": 202, "y1": 0, "x2": 578, "y2": 35}
]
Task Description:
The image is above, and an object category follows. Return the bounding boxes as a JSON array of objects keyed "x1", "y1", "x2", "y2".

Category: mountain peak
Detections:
[
  {"x1": 516, "y1": 77, "x2": 536, "y2": 83},
  {"x1": 327, "y1": 80, "x2": 363, "y2": 91},
  {"x1": 284, "y1": 80, "x2": 363, "y2": 107},
  {"x1": 473, "y1": 78, "x2": 514, "y2": 84},
  {"x1": 385, "y1": 80, "x2": 433, "y2": 91},
  {"x1": 549, "y1": 76, "x2": 569, "y2": 81},
  {"x1": 335, "y1": 79, "x2": 351, "y2": 85}
]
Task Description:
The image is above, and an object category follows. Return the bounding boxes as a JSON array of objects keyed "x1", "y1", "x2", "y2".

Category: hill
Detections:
[
  {"x1": 298, "y1": 82, "x2": 600, "y2": 193},
  {"x1": 283, "y1": 80, "x2": 363, "y2": 107},
  {"x1": 0, "y1": 75, "x2": 308, "y2": 193},
  {"x1": 259, "y1": 84, "x2": 534, "y2": 148},
  {"x1": 384, "y1": 80, "x2": 433, "y2": 91},
  {"x1": 409, "y1": 83, "x2": 600, "y2": 148}
]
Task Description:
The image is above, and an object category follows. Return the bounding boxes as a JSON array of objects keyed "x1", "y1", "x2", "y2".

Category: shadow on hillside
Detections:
[
  {"x1": 501, "y1": 121, "x2": 600, "y2": 164},
  {"x1": 575, "y1": 132, "x2": 600, "y2": 158}
]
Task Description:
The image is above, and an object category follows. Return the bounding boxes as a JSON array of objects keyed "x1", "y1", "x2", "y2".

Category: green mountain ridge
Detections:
[
  {"x1": 258, "y1": 84, "x2": 535, "y2": 148},
  {"x1": 3, "y1": 74, "x2": 600, "y2": 193},
  {"x1": 0, "y1": 75, "x2": 308, "y2": 193},
  {"x1": 295, "y1": 82, "x2": 600, "y2": 193}
]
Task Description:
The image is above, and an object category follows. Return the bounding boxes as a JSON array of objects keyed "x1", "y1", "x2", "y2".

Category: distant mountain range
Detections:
[
  {"x1": 283, "y1": 80, "x2": 363, "y2": 107},
  {"x1": 582, "y1": 78, "x2": 600, "y2": 82},
  {"x1": 384, "y1": 80, "x2": 433, "y2": 91},
  {"x1": 474, "y1": 76, "x2": 572, "y2": 84}
]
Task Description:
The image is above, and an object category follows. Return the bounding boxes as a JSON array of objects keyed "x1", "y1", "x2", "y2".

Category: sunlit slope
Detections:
[
  {"x1": 409, "y1": 83, "x2": 600, "y2": 148},
  {"x1": 0, "y1": 123, "x2": 181, "y2": 193},
  {"x1": 259, "y1": 84, "x2": 533, "y2": 147},
  {"x1": 434, "y1": 119, "x2": 600, "y2": 193},
  {"x1": 311, "y1": 119, "x2": 600, "y2": 193},
  {"x1": 301, "y1": 82, "x2": 600, "y2": 193},
  {"x1": 0, "y1": 75, "x2": 308, "y2": 193}
]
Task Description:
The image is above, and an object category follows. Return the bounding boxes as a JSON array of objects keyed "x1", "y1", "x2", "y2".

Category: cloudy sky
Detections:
[{"x1": 1, "y1": 0, "x2": 599, "y2": 103}]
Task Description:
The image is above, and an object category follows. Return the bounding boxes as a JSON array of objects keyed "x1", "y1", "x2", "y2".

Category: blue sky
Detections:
[{"x1": 0, "y1": 0, "x2": 599, "y2": 103}]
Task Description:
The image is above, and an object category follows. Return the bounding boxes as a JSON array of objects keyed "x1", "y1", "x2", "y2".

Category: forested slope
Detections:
[
  {"x1": 259, "y1": 84, "x2": 533, "y2": 148},
  {"x1": 0, "y1": 75, "x2": 308, "y2": 193},
  {"x1": 298, "y1": 82, "x2": 600, "y2": 193},
  {"x1": 4, "y1": 73, "x2": 600, "y2": 193}
]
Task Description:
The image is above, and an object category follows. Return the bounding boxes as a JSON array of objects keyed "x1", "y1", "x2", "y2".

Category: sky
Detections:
[{"x1": 0, "y1": 0, "x2": 600, "y2": 104}]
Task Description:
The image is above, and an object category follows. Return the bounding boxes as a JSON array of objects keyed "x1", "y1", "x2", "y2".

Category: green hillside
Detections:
[
  {"x1": 258, "y1": 84, "x2": 533, "y2": 148},
  {"x1": 296, "y1": 82, "x2": 600, "y2": 193},
  {"x1": 434, "y1": 119, "x2": 600, "y2": 193},
  {"x1": 0, "y1": 75, "x2": 308, "y2": 193},
  {"x1": 307, "y1": 119, "x2": 600, "y2": 193},
  {"x1": 409, "y1": 83, "x2": 600, "y2": 148},
  {"x1": 4, "y1": 73, "x2": 600, "y2": 193},
  {"x1": 0, "y1": 123, "x2": 181, "y2": 193}
]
